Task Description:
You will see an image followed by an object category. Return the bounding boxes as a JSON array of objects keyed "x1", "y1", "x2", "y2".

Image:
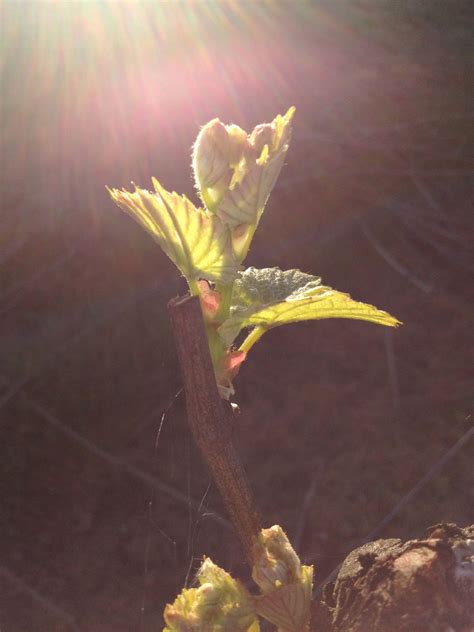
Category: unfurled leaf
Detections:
[
  {"x1": 255, "y1": 573, "x2": 313, "y2": 632},
  {"x1": 108, "y1": 179, "x2": 239, "y2": 286},
  {"x1": 192, "y1": 108, "x2": 295, "y2": 262},
  {"x1": 219, "y1": 267, "x2": 401, "y2": 346}
]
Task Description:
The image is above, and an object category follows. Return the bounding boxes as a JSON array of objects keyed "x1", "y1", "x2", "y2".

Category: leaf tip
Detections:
[
  {"x1": 387, "y1": 314, "x2": 403, "y2": 328},
  {"x1": 285, "y1": 105, "x2": 296, "y2": 121}
]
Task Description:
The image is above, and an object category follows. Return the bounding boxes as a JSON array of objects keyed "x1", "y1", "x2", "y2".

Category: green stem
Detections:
[
  {"x1": 206, "y1": 325, "x2": 227, "y2": 368},
  {"x1": 188, "y1": 278, "x2": 200, "y2": 296},
  {"x1": 214, "y1": 283, "x2": 233, "y2": 323},
  {"x1": 239, "y1": 325, "x2": 267, "y2": 353}
]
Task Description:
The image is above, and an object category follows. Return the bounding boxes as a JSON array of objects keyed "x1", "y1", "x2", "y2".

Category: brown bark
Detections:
[
  {"x1": 313, "y1": 523, "x2": 474, "y2": 632},
  {"x1": 168, "y1": 294, "x2": 262, "y2": 564}
]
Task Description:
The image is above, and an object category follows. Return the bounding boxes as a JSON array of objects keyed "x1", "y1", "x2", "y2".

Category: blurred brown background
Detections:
[{"x1": 0, "y1": 1, "x2": 473, "y2": 630}]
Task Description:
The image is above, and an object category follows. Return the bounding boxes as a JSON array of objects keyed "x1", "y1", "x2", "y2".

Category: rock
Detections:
[{"x1": 315, "y1": 523, "x2": 474, "y2": 632}]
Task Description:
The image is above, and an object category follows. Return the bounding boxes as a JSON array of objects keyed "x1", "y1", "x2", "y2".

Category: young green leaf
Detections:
[
  {"x1": 255, "y1": 575, "x2": 313, "y2": 632},
  {"x1": 218, "y1": 267, "x2": 401, "y2": 347},
  {"x1": 107, "y1": 178, "x2": 239, "y2": 289}
]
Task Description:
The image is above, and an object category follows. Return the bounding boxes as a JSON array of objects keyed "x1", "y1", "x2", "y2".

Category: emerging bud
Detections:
[
  {"x1": 252, "y1": 525, "x2": 313, "y2": 632},
  {"x1": 163, "y1": 558, "x2": 259, "y2": 632},
  {"x1": 252, "y1": 525, "x2": 302, "y2": 592},
  {"x1": 193, "y1": 119, "x2": 249, "y2": 213},
  {"x1": 192, "y1": 108, "x2": 295, "y2": 263}
]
